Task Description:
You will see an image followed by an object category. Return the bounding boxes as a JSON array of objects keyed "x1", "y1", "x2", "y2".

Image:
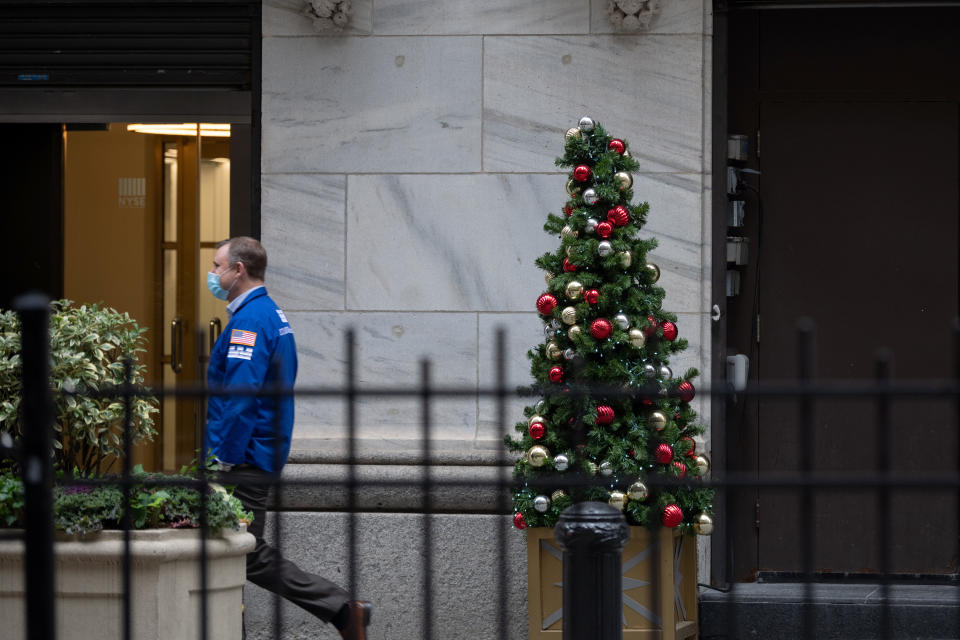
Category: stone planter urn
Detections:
[{"x1": 0, "y1": 527, "x2": 255, "y2": 640}]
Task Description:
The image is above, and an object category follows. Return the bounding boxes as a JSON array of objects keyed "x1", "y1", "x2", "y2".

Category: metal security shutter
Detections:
[{"x1": 0, "y1": 1, "x2": 257, "y2": 89}]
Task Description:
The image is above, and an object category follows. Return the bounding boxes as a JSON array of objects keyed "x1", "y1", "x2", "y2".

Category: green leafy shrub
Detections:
[
  {"x1": 0, "y1": 468, "x2": 24, "y2": 527},
  {"x1": 0, "y1": 300, "x2": 159, "y2": 476},
  {"x1": 2, "y1": 465, "x2": 251, "y2": 536}
]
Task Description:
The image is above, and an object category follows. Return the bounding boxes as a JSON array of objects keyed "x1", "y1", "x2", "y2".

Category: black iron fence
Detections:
[{"x1": 4, "y1": 294, "x2": 960, "y2": 640}]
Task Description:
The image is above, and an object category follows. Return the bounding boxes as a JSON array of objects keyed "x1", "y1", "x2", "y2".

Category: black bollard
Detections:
[
  {"x1": 15, "y1": 293, "x2": 55, "y2": 640},
  {"x1": 554, "y1": 501, "x2": 630, "y2": 640}
]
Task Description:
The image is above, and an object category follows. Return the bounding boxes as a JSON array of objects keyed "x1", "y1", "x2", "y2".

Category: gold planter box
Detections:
[{"x1": 527, "y1": 526, "x2": 698, "y2": 639}]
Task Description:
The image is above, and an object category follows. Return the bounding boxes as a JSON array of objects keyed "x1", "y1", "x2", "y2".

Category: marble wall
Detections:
[{"x1": 260, "y1": 0, "x2": 714, "y2": 453}]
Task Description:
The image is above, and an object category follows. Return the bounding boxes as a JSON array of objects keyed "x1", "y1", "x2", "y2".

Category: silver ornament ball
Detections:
[
  {"x1": 598, "y1": 241, "x2": 613, "y2": 257},
  {"x1": 659, "y1": 365, "x2": 673, "y2": 380},
  {"x1": 564, "y1": 348, "x2": 576, "y2": 361},
  {"x1": 643, "y1": 364, "x2": 657, "y2": 378},
  {"x1": 628, "y1": 481, "x2": 649, "y2": 501},
  {"x1": 582, "y1": 188, "x2": 598, "y2": 205},
  {"x1": 600, "y1": 461, "x2": 614, "y2": 477},
  {"x1": 586, "y1": 218, "x2": 599, "y2": 234},
  {"x1": 533, "y1": 495, "x2": 551, "y2": 513},
  {"x1": 578, "y1": 116, "x2": 596, "y2": 132},
  {"x1": 615, "y1": 314, "x2": 630, "y2": 330},
  {"x1": 554, "y1": 454, "x2": 570, "y2": 471}
]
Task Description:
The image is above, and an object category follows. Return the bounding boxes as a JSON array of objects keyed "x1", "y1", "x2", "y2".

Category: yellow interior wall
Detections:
[{"x1": 64, "y1": 124, "x2": 160, "y2": 468}]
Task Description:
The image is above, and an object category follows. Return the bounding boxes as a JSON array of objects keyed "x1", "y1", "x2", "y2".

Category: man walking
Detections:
[{"x1": 204, "y1": 236, "x2": 372, "y2": 639}]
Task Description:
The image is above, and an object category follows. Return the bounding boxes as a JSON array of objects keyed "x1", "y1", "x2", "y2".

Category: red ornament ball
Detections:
[
  {"x1": 655, "y1": 443, "x2": 674, "y2": 464},
  {"x1": 677, "y1": 380, "x2": 695, "y2": 402},
  {"x1": 680, "y1": 436, "x2": 696, "y2": 458},
  {"x1": 564, "y1": 204, "x2": 573, "y2": 217},
  {"x1": 662, "y1": 321, "x2": 678, "y2": 341},
  {"x1": 644, "y1": 316, "x2": 659, "y2": 337},
  {"x1": 584, "y1": 289, "x2": 600, "y2": 305},
  {"x1": 573, "y1": 165, "x2": 592, "y2": 182},
  {"x1": 529, "y1": 422, "x2": 546, "y2": 440},
  {"x1": 536, "y1": 293, "x2": 558, "y2": 315},
  {"x1": 590, "y1": 318, "x2": 613, "y2": 340},
  {"x1": 672, "y1": 460, "x2": 687, "y2": 478},
  {"x1": 596, "y1": 221, "x2": 613, "y2": 238},
  {"x1": 513, "y1": 512, "x2": 527, "y2": 529},
  {"x1": 548, "y1": 366, "x2": 565, "y2": 383},
  {"x1": 608, "y1": 139, "x2": 625, "y2": 154},
  {"x1": 662, "y1": 503, "x2": 683, "y2": 528},
  {"x1": 562, "y1": 258, "x2": 578, "y2": 272},
  {"x1": 595, "y1": 405, "x2": 615, "y2": 425},
  {"x1": 607, "y1": 206, "x2": 629, "y2": 227}
]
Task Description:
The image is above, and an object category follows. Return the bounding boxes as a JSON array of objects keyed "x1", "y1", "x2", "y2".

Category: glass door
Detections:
[{"x1": 156, "y1": 125, "x2": 231, "y2": 471}]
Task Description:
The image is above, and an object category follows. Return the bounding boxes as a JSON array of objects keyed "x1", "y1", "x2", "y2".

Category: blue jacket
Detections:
[{"x1": 205, "y1": 288, "x2": 297, "y2": 472}]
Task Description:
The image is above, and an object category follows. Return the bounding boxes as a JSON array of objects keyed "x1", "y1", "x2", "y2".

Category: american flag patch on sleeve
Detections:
[{"x1": 229, "y1": 329, "x2": 257, "y2": 347}]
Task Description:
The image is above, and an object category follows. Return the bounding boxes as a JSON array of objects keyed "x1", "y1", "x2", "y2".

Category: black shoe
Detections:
[{"x1": 337, "y1": 601, "x2": 372, "y2": 640}]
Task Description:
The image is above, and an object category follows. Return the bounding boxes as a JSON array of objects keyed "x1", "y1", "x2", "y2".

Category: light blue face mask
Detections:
[{"x1": 207, "y1": 271, "x2": 231, "y2": 300}]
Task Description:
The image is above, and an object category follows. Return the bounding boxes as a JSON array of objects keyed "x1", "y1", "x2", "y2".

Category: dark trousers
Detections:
[{"x1": 223, "y1": 465, "x2": 350, "y2": 624}]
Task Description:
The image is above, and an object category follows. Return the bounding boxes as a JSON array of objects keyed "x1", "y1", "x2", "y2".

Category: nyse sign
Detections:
[{"x1": 118, "y1": 177, "x2": 146, "y2": 208}]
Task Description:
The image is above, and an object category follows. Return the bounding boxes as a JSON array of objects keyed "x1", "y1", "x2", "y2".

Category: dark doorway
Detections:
[
  {"x1": 1, "y1": 124, "x2": 64, "y2": 308},
  {"x1": 723, "y1": 6, "x2": 960, "y2": 579}
]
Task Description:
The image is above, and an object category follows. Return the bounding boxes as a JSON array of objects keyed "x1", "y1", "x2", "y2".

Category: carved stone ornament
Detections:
[
  {"x1": 303, "y1": 0, "x2": 353, "y2": 32},
  {"x1": 606, "y1": 0, "x2": 661, "y2": 32}
]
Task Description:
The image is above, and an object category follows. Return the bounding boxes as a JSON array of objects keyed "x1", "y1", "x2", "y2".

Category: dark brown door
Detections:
[
  {"x1": 757, "y1": 100, "x2": 959, "y2": 574},
  {"x1": 723, "y1": 6, "x2": 960, "y2": 579}
]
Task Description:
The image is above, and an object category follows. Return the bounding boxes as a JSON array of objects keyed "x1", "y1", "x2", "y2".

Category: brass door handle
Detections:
[
  {"x1": 209, "y1": 317, "x2": 222, "y2": 351},
  {"x1": 171, "y1": 316, "x2": 183, "y2": 373}
]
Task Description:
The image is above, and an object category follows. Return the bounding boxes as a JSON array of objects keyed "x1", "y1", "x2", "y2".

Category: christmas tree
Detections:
[{"x1": 506, "y1": 117, "x2": 715, "y2": 535}]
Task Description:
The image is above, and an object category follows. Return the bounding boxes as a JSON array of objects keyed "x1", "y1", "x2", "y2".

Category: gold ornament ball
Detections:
[
  {"x1": 608, "y1": 491, "x2": 627, "y2": 511},
  {"x1": 561, "y1": 306, "x2": 578, "y2": 325},
  {"x1": 649, "y1": 410, "x2": 668, "y2": 430},
  {"x1": 694, "y1": 512, "x2": 714, "y2": 536},
  {"x1": 622, "y1": 149, "x2": 631, "y2": 158},
  {"x1": 619, "y1": 251, "x2": 632, "y2": 268},
  {"x1": 544, "y1": 272, "x2": 555, "y2": 285},
  {"x1": 586, "y1": 461, "x2": 598, "y2": 475},
  {"x1": 564, "y1": 127, "x2": 582, "y2": 141},
  {"x1": 527, "y1": 445, "x2": 550, "y2": 467},
  {"x1": 561, "y1": 225, "x2": 578, "y2": 239},
  {"x1": 614, "y1": 171, "x2": 633, "y2": 190},
  {"x1": 528, "y1": 415, "x2": 546, "y2": 427},
  {"x1": 629, "y1": 328, "x2": 646, "y2": 348},
  {"x1": 546, "y1": 342, "x2": 562, "y2": 359},
  {"x1": 551, "y1": 490, "x2": 568, "y2": 502},
  {"x1": 565, "y1": 281, "x2": 583, "y2": 299},
  {"x1": 628, "y1": 481, "x2": 649, "y2": 501},
  {"x1": 646, "y1": 263, "x2": 661, "y2": 283},
  {"x1": 568, "y1": 325, "x2": 582, "y2": 340},
  {"x1": 694, "y1": 455, "x2": 710, "y2": 475},
  {"x1": 566, "y1": 179, "x2": 579, "y2": 196}
]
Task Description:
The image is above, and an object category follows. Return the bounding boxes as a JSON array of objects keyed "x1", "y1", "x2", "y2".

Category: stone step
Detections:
[{"x1": 699, "y1": 583, "x2": 960, "y2": 640}]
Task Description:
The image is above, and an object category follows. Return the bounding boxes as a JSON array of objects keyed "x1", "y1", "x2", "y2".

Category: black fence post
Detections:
[
  {"x1": 15, "y1": 292, "x2": 55, "y2": 640},
  {"x1": 554, "y1": 501, "x2": 630, "y2": 640}
]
